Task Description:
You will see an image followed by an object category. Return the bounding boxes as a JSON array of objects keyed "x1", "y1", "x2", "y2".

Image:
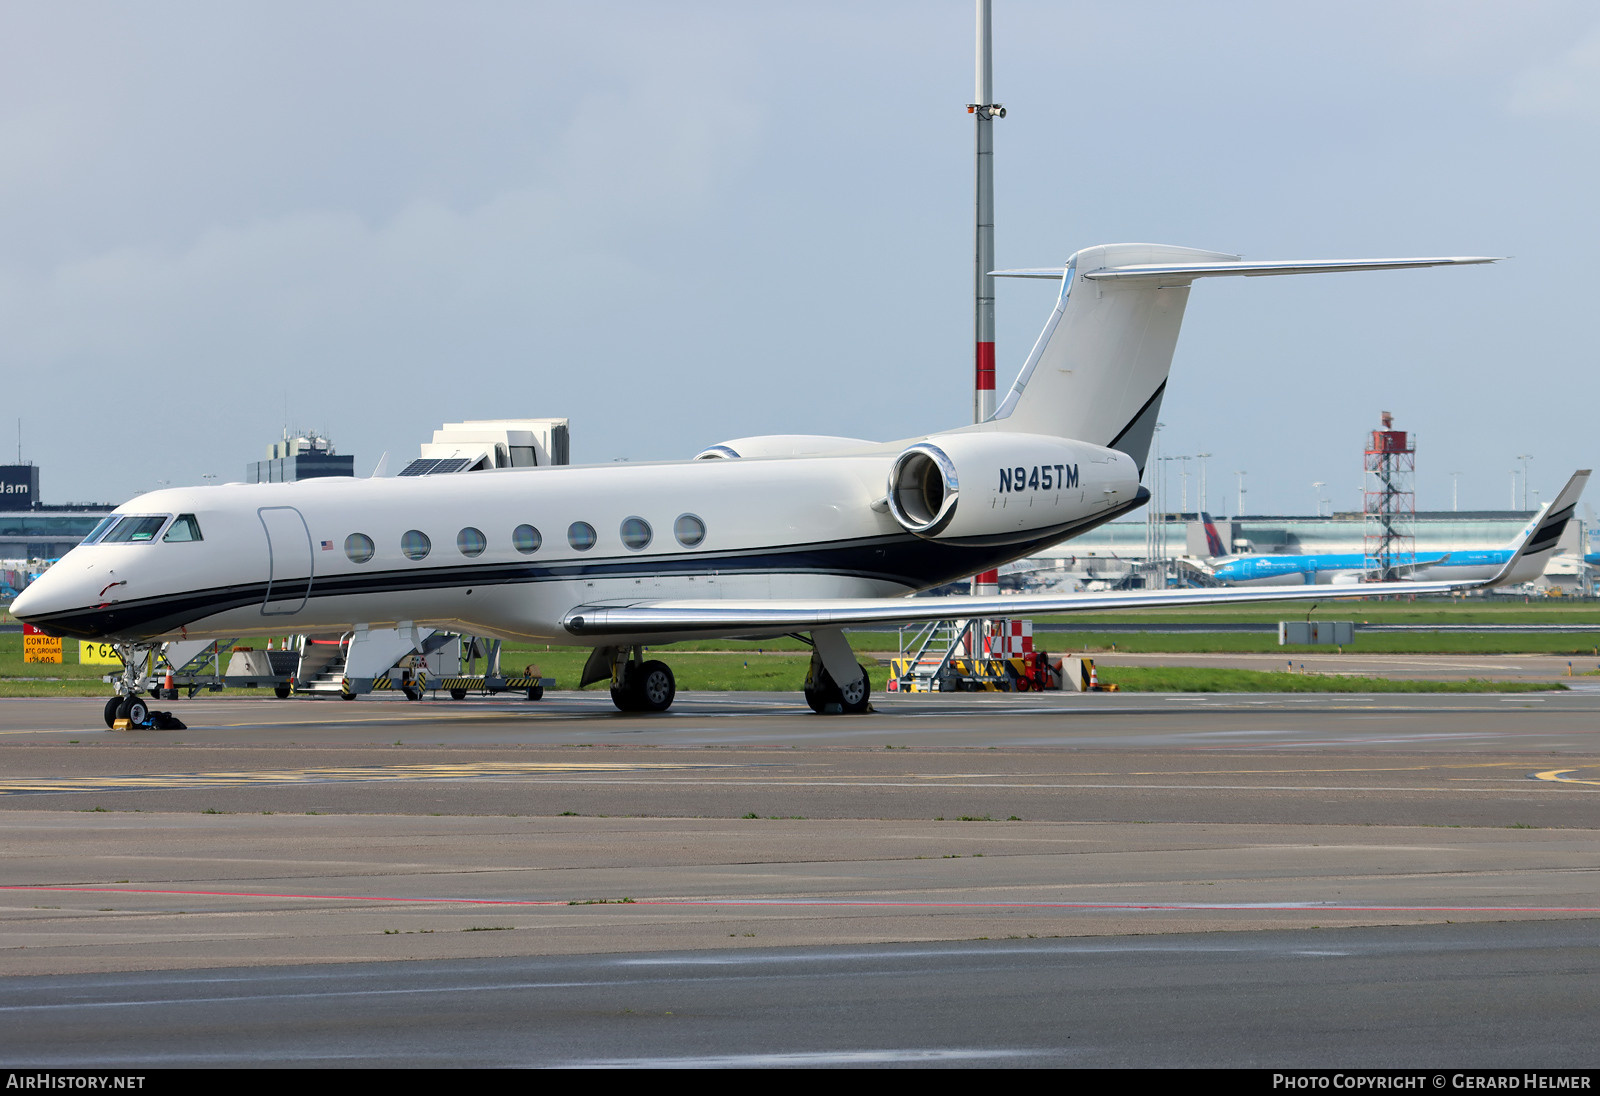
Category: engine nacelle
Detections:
[
  {"x1": 886, "y1": 432, "x2": 1140, "y2": 544},
  {"x1": 694, "y1": 435, "x2": 878, "y2": 460}
]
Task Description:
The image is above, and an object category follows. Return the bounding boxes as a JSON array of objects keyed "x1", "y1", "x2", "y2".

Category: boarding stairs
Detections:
[
  {"x1": 294, "y1": 636, "x2": 352, "y2": 696},
  {"x1": 293, "y1": 626, "x2": 450, "y2": 696},
  {"x1": 891, "y1": 618, "x2": 1020, "y2": 692}
]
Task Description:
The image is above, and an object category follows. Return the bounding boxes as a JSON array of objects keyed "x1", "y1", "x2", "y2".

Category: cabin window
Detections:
[
  {"x1": 567, "y1": 521, "x2": 596, "y2": 552},
  {"x1": 345, "y1": 533, "x2": 375, "y2": 564},
  {"x1": 163, "y1": 514, "x2": 203, "y2": 542},
  {"x1": 101, "y1": 515, "x2": 169, "y2": 544},
  {"x1": 620, "y1": 516, "x2": 652, "y2": 551},
  {"x1": 401, "y1": 529, "x2": 431, "y2": 561},
  {"x1": 674, "y1": 513, "x2": 706, "y2": 548},
  {"x1": 512, "y1": 524, "x2": 542, "y2": 554},
  {"x1": 457, "y1": 527, "x2": 487, "y2": 558}
]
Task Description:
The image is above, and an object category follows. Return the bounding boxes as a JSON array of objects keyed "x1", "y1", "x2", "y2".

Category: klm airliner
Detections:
[{"x1": 1208, "y1": 492, "x2": 1586, "y2": 586}]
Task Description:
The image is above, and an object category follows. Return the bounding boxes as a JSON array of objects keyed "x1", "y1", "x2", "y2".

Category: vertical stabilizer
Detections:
[
  {"x1": 980, "y1": 245, "x2": 1497, "y2": 475},
  {"x1": 982, "y1": 243, "x2": 1236, "y2": 472}
]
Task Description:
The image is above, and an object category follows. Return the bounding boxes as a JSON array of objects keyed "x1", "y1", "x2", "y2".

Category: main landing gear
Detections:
[
  {"x1": 581, "y1": 629, "x2": 871, "y2": 716},
  {"x1": 603, "y1": 647, "x2": 677, "y2": 713},
  {"x1": 803, "y1": 645, "x2": 872, "y2": 715},
  {"x1": 102, "y1": 644, "x2": 186, "y2": 730}
]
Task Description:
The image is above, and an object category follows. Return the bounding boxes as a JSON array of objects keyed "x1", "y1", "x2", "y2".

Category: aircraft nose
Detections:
[
  {"x1": 10, "y1": 580, "x2": 43, "y2": 622},
  {"x1": 9, "y1": 563, "x2": 93, "y2": 632}
]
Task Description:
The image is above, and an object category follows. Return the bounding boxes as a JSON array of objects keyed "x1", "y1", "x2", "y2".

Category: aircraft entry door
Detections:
[{"x1": 259, "y1": 506, "x2": 314, "y2": 616}]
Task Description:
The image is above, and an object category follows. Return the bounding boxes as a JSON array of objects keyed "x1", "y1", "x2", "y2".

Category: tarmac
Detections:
[{"x1": 2, "y1": 676, "x2": 1597, "y2": 978}]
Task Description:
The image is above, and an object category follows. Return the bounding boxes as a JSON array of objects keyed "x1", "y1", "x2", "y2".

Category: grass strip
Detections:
[{"x1": 1097, "y1": 666, "x2": 1564, "y2": 693}]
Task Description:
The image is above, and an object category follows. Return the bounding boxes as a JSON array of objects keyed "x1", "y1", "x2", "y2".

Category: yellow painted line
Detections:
[
  {"x1": 1534, "y1": 769, "x2": 1600, "y2": 787},
  {"x1": 0, "y1": 761, "x2": 733, "y2": 796},
  {"x1": 931, "y1": 763, "x2": 1542, "y2": 779}
]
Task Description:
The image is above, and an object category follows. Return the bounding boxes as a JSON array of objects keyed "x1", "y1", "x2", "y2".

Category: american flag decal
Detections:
[{"x1": 320, "y1": 540, "x2": 333, "y2": 551}]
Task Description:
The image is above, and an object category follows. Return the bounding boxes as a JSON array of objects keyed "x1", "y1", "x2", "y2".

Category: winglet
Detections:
[{"x1": 1483, "y1": 470, "x2": 1590, "y2": 587}]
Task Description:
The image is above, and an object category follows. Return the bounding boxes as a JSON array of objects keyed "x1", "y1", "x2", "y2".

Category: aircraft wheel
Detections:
[
  {"x1": 837, "y1": 666, "x2": 871, "y2": 714},
  {"x1": 450, "y1": 688, "x2": 468, "y2": 701},
  {"x1": 119, "y1": 696, "x2": 149, "y2": 726},
  {"x1": 637, "y1": 661, "x2": 676, "y2": 712},
  {"x1": 803, "y1": 681, "x2": 830, "y2": 714},
  {"x1": 610, "y1": 681, "x2": 640, "y2": 712},
  {"x1": 103, "y1": 696, "x2": 122, "y2": 728},
  {"x1": 805, "y1": 664, "x2": 870, "y2": 714}
]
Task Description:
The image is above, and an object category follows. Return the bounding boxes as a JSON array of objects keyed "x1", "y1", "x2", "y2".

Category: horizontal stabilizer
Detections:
[{"x1": 993, "y1": 255, "x2": 1500, "y2": 284}]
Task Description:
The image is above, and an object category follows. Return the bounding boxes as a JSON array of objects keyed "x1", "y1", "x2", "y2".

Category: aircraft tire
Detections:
[
  {"x1": 805, "y1": 664, "x2": 870, "y2": 714},
  {"x1": 803, "y1": 683, "x2": 831, "y2": 713},
  {"x1": 103, "y1": 696, "x2": 122, "y2": 728},
  {"x1": 610, "y1": 681, "x2": 640, "y2": 712},
  {"x1": 637, "y1": 661, "x2": 675, "y2": 712},
  {"x1": 119, "y1": 696, "x2": 149, "y2": 727}
]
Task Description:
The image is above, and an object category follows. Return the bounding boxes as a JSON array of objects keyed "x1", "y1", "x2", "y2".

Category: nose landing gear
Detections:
[{"x1": 102, "y1": 644, "x2": 186, "y2": 730}]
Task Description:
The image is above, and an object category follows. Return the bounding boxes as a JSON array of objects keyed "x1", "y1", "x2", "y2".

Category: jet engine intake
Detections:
[{"x1": 886, "y1": 432, "x2": 1139, "y2": 545}]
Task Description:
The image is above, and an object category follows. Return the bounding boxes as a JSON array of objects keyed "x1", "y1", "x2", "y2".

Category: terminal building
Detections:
[{"x1": 0, "y1": 464, "x2": 116, "y2": 562}]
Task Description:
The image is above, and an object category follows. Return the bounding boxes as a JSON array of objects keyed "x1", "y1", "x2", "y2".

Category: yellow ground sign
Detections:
[
  {"x1": 23, "y1": 634, "x2": 63, "y2": 664},
  {"x1": 79, "y1": 641, "x2": 123, "y2": 666}
]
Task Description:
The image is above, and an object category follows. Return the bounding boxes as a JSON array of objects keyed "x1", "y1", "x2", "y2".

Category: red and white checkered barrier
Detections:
[{"x1": 983, "y1": 619, "x2": 1033, "y2": 658}]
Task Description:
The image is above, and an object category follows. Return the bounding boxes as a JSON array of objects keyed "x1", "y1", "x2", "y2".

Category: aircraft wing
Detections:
[
  {"x1": 564, "y1": 577, "x2": 1466, "y2": 636},
  {"x1": 565, "y1": 470, "x2": 1589, "y2": 639}
]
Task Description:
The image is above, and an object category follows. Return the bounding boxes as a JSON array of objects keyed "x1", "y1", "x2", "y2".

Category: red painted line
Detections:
[
  {"x1": 4, "y1": 885, "x2": 1597, "y2": 914},
  {"x1": 1, "y1": 885, "x2": 567, "y2": 906}
]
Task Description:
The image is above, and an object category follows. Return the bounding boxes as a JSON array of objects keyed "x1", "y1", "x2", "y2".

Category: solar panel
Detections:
[{"x1": 397, "y1": 457, "x2": 476, "y2": 477}]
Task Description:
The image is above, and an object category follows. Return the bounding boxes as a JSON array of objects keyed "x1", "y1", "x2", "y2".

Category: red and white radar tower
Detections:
[{"x1": 1363, "y1": 411, "x2": 1417, "y2": 581}]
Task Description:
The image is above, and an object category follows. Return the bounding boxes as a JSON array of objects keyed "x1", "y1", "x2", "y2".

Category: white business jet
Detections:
[{"x1": 18, "y1": 242, "x2": 1567, "y2": 723}]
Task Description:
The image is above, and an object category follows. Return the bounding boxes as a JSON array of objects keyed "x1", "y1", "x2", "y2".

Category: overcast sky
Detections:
[{"x1": 2, "y1": 1, "x2": 1595, "y2": 516}]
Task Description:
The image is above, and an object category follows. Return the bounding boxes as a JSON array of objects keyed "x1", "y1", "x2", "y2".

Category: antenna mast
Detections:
[{"x1": 970, "y1": 0, "x2": 1005, "y2": 597}]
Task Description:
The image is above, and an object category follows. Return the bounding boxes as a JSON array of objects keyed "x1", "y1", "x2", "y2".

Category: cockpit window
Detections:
[
  {"x1": 81, "y1": 516, "x2": 120, "y2": 546},
  {"x1": 101, "y1": 515, "x2": 170, "y2": 544},
  {"x1": 162, "y1": 514, "x2": 203, "y2": 542}
]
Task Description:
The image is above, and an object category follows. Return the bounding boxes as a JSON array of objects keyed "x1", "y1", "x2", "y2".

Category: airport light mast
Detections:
[{"x1": 970, "y1": 0, "x2": 1005, "y2": 597}]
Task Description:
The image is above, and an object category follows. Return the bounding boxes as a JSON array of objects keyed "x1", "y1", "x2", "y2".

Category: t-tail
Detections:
[{"x1": 980, "y1": 245, "x2": 1499, "y2": 473}]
